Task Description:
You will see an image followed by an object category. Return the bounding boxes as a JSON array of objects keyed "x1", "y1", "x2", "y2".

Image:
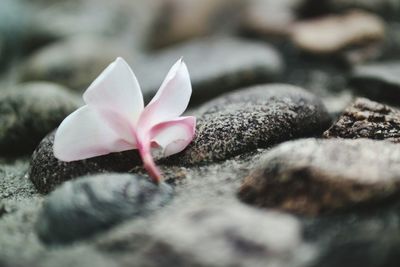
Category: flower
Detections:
[{"x1": 53, "y1": 57, "x2": 196, "y2": 184}]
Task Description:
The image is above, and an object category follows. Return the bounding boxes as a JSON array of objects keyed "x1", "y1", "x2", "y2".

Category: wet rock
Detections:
[
  {"x1": 291, "y1": 10, "x2": 385, "y2": 54},
  {"x1": 29, "y1": 132, "x2": 142, "y2": 194},
  {"x1": 97, "y1": 202, "x2": 315, "y2": 267},
  {"x1": 239, "y1": 138, "x2": 400, "y2": 215},
  {"x1": 167, "y1": 84, "x2": 330, "y2": 165},
  {"x1": 36, "y1": 173, "x2": 173, "y2": 245},
  {"x1": 0, "y1": 82, "x2": 80, "y2": 156},
  {"x1": 136, "y1": 37, "x2": 283, "y2": 104},
  {"x1": 349, "y1": 61, "x2": 400, "y2": 104},
  {"x1": 323, "y1": 98, "x2": 400, "y2": 142},
  {"x1": 21, "y1": 36, "x2": 133, "y2": 91}
]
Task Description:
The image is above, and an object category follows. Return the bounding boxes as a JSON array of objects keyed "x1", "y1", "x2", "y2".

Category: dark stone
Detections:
[
  {"x1": 135, "y1": 37, "x2": 283, "y2": 104},
  {"x1": 29, "y1": 131, "x2": 142, "y2": 194},
  {"x1": 349, "y1": 61, "x2": 400, "y2": 105},
  {"x1": 36, "y1": 173, "x2": 173, "y2": 245},
  {"x1": 323, "y1": 98, "x2": 400, "y2": 142},
  {"x1": 239, "y1": 138, "x2": 400, "y2": 215},
  {"x1": 0, "y1": 82, "x2": 80, "y2": 156},
  {"x1": 166, "y1": 84, "x2": 331, "y2": 165}
]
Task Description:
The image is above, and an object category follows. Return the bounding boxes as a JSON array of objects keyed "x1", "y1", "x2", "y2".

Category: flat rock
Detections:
[
  {"x1": 349, "y1": 61, "x2": 400, "y2": 104},
  {"x1": 239, "y1": 138, "x2": 400, "y2": 215},
  {"x1": 136, "y1": 37, "x2": 283, "y2": 104},
  {"x1": 324, "y1": 98, "x2": 400, "y2": 142},
  {"x1": 0, "y1": 82, "x2": 81, "y2": 155},
  {"x1": 96, "y1": 202, "x2": 315, "y2": 267},
  {"x1": 166, "y1": 84, "x2": 331, "y2": 165},
  {"x1": 291, "y1": 10, "x2": 385, "y2": 54},
  {"x1": 36, "y1": 173, "x2": 172, "y2": 245},
  {"x1": 29, "y1": 131, "x2": 142, "y2": 194}
]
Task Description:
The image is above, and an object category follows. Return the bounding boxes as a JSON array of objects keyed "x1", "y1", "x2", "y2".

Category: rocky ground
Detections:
[{"x1": 1, "y1": 0, "x2": 400, "y2": 266}]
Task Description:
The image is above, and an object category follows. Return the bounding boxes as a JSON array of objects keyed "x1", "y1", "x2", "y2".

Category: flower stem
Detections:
[{"x1": 139, "y1": 147, "x2": 162, "y2": 184}]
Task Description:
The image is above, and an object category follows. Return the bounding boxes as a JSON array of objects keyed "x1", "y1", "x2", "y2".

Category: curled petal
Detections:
[
  {"x1": 54, "y1": 106, "x2": 136, "y2": 162},
  {"x1": 139, "y1": 59, "x2": 192, "y2": 129},
  {"x1": 83, "y1": 57, "x2": 144, "y2": 125},
  {"x1": 150, "y1": 116, "x2": 196, "y2": 157}
]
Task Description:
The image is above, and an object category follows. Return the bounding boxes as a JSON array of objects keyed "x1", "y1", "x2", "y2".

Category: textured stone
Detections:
[
  {"x1": 36, "y1": 173, "x2": 173, "y2": 245},
  {"x1": 324, "y1": 98, "x2": 400, "y2": 142},
  {"x1": 166, "y1": 84, "x2": 331, "y2": 165},
  {"x1": 239, "y1": 138, "x2": 400, "y2": 215},
  {"x1": 28, "y1": 132, "x2": 142, "y2": 194},
  {"x1": 0, "y1": 82, "x2": 80, "y2": 155}
]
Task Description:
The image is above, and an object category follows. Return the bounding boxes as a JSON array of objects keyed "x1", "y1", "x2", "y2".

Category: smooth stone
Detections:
[
  {"x1": 323, "y1": 98, "x2": 400, "y2": 142},
  {"x1": 166, "y1": 84, "x2": 331, "y2": 165},
  {"x1": 36, "y1": 173, "x2": 173, "y2": 245},
  {"x1": 97, "y1": 202, "x2": 315, "y2": 267},
  {"x1": 136, "y1": 37, "x2": 283, "y2": 104},
  {"x1": 29, "y1": 131, "x2": 142, "y2": 194},
  {"x1": 291, "y1": 10, "x2": 385, "y2": 54},
  {"x1": 20, "y1": 36, "x2": 133, "y2": 91},
  {"x1": 239, "y1": 138, "x2": 400, "y2": 215},
  {"x1": 0, "y1": 82, "x2": 80, "y2": 156},
  {"x1": 349, "y1": 61, "x2": 400, "y2": 104}
]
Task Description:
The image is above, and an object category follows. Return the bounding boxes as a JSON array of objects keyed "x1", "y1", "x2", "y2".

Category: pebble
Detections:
[{"x1": 239, "y1": 138, "x2": 400, "y2": 215}]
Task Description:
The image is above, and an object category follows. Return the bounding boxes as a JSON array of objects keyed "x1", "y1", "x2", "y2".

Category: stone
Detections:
[
  {"x1": 29, "y1": 131, "x2": 142, "y2": 194},
  {"x1": 0, "y1": 82, "x2": 81, "y2": 156},
  {"x1": 323, "y1": 98, "x2": 400, "y2": 142},
  {"x1": 36, "y1": 173, "x2": 173, "y2": 245},
  {"x1": 239, "y1": 138, "x2": 400, "y2": 215},
  {"x1": 349, "y1": 61, "x2": 400, "y2": 105},
  {"x1": 96, "y1": 202, "x2": 315, "y2": 267},
  {"x1": 291, "y1": 10, "x2": 385, "y2": 54},
  {"x1": 166, "y1": 84, "x2": 331, "y2": 165},
  {"x1": 20, "y1": 36, "x2": 133, "y2": 91},
  {"x1": 135, "y1": 37, "x2": 283, "y2": 104}
]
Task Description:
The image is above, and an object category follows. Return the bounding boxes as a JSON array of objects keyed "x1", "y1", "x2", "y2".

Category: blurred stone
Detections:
[
  {"x1": 29, "y1": 132, "x2": 142, "y2": 194},
  {"x1": 239, "y1": 138, "x2": 400, "y2": 215},
  {"x1": 136, "y1": 37, "x2": 283, "y2": 104},
  {"x1": 291, "y1": 10, "x2": 385, "y2": 54},
  {"x1": 166, "y1": 84, "x2": 330, "y2": 165},
  {"x1": 0, "y1": 82, "x2": 80, "y2": 156},
  {"x1": 349, "y1": 61, "x2": 400, "y2": 105},
  {"x1": 324, "y1": 98, "x2": 400, "y2": 142},
  {"x1": 36, "y1": 173, "x2": 173, "y2": 245}
]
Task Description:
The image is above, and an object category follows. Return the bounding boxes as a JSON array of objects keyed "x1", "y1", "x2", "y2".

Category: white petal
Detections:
[
  {"x1": 83, "y1": 57, "x2": 144, "y2": 124},
  {"x1": 150, "y1": 116, "x2": 196, "y2": 157},
  {"x1": 140, "y1": 59, "x2": 192, "y2": 128},
  {"x1": 54, "y1": 106, "x2": 136, "y2": 162}
]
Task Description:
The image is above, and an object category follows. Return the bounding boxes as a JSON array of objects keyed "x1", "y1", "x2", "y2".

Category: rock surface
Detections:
[
  {"x1": 36, "y1": 173, "x2": 173, "y2": 245},
  {"x1": 324, "y1": 98, "x2": 400, "y2": 142},
  {"x1": 239, "y1": 138, "x2": 400, "y2": 215},
  {"x1": 29, "y1": 132, "x2": 143, "y2": 194},
  {"x1": 0, "y1": 82, "x2": 80, "y2": 155},
  {"x1": 167, "y1": 84, "x2": 331, "y2": 165}
]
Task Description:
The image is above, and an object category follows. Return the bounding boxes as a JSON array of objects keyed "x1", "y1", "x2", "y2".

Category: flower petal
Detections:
[
  {"x1": 150, "y1": 116, "x2": 196, "y2": 157},
  {"x1": 140, "y1": 59, "x2": 192, "y2": 129},
  {"x1": 54, "y1": 106, "x2": 136, "y2": 162},
  {"x1": 83, "y1": 57, "x2": 144, "y2": 125}
]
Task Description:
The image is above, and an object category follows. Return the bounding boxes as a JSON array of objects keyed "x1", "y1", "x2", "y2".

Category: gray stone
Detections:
[
  {"x1": 29, "y1": 131, "x2": 142, "y2": 194},
  {"x1": 349, "y1": 61, "x2": 400, "y2": 105},
  {"x1": 166, "y1": 84, "x2": 331, "y2": 165},
  {"x1": 36, "y1": 173, "x2": 173, "y2": 245},
  {"x1": 239, "y1": 138, "x2": 400, "y2": 215},
  {"x1": 0, "y1": 82, "x2": 80, "y2": 155}
]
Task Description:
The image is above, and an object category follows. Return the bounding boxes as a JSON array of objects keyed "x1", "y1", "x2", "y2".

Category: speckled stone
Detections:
[
  {"x1": 166, "y1": 84, "x2": 331, "y2": 165},
  {"x1": 323, "y1": 98, "x2": 400, "y2": 142},
  {"x1": 29, "y1": 132, "x2": 142, "y2": 194},
  {"x1": 239, "y1": 138, "x2": 400, "y2": 215},
  {"x1": 0, "y1": 82, "x2": 81, "y2": 156},
  {"x1": 36, "y1": 173, "x2": 173, "y2": 245}
]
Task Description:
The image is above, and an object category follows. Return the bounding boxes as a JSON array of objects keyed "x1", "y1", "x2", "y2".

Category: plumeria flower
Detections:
[{"x1": 53, "y1": 57, "x2": 196, "y2": 184}]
